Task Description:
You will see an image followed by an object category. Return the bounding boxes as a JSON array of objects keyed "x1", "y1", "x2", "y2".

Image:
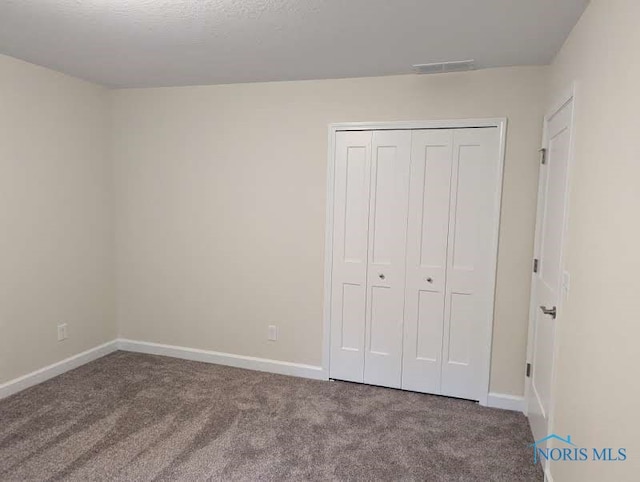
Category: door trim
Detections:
[
  {"x1": 524, "y1": 85, "x2": 576, "y2": 457},
  {"x1": 323, "y1": 118, "x2": 507, "y2": 405}
]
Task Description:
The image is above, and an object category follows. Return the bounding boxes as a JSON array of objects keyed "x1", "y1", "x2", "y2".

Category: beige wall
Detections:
[
  {"x1": 112, "y1": 67, "x2": 548, "y2": 396},
  {"x1": 547, "y1": 1, "x2": 639, "y2": 480},
  {"x1": 0, "y1": 54, "x2": 115, "y2": 384}
]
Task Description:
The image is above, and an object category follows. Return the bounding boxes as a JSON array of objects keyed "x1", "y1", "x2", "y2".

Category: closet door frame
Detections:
[{"x1": 322, "y1": 118, "x2": 507, "y2": 406}]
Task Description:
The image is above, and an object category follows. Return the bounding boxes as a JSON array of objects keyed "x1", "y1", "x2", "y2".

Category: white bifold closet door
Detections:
[
  {"x1": 329, "y1": 130, "x2": 411, "y2": 387},
  {"x1": 329, "y1": 127, "x2": 500, "y2": 402},
  {"x1": 402, "y1": 127, "x2": 500, "y2": 400}
]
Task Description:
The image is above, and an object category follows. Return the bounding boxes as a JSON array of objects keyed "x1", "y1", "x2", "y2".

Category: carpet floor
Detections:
[{"x1": 0, "y1": 351, "x2": 542, "y2": 481}]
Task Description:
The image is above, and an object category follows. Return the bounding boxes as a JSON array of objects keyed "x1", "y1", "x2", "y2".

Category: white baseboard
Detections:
[
  {"x1": 0, "y1": 339, "x2": 522, "y2": 414},
  {"x1": 486, "y1": 392, "x2": 525, "y2": 412},
  {"x1": 0, "y1": 340, "x2": 119, "y2": 400},
  {"x1": 117, "y1": 339, "x2": 327, "y2": 381}
]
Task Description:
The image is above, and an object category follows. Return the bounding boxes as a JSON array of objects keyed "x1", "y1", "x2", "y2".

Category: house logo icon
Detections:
[{"x1": 529, "y1": 434, "x2": 576, "y2": 463}]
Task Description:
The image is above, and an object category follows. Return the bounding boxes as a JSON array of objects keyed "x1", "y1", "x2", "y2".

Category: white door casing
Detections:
[{"x1": 526, "y1": 94, "x2": 575, "y2": 449}]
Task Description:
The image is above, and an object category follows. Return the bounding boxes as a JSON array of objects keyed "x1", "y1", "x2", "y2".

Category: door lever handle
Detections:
[{"x1": 540, "y1": 305, "x2": 557, "y2": 319}]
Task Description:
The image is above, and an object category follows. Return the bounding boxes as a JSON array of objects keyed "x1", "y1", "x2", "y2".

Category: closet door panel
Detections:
[
  {"x1": 402, "y1": 130, "x2": 453, "y2": 393},
  {"x1": 441, "y1": 128, "x2": 500, "y2": 401},
  {"x1": 329, "y1": 131, "x2": 372, "y2": 383},
  {"x1": 368, "y1": 286, "x2": 395, "y2": 354},
  {"x1": 363, "y1": 130, "x2": 411, "y2": 389},
  {"x1": 415, "y1": 291, "x2": 445, "y2": 360}
]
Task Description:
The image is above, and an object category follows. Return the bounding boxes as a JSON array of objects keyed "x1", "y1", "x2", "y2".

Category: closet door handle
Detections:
[{"x1": 378, "y1": 273, "x2": 386, "y2": 280}]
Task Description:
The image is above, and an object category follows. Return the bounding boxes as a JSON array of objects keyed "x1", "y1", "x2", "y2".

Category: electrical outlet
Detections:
[
  {"x1": 57, "y1": 323, "x2": 68, "y2": 341},
  {"x1": 268, "y1": 325, "x2": 278, "y2": 341}
]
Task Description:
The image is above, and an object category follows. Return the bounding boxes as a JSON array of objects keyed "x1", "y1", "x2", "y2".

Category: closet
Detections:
[{"x1": 328, "y1": 123, "x2": 503, "y2": 402}]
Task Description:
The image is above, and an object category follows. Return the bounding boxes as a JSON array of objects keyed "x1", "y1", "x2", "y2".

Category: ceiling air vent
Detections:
[{"x1": 412, "y1": 60, "x2": 475, "y2": 75}]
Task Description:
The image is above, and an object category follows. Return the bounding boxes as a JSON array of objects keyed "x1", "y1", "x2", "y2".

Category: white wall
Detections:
[
  {"x1": 0, "y1": 54, "x2": 115, "y2": 384},
  {"x1": 547, "y1": 1, "x2": 639, "y2": 480},
  {"x1": 112, "y1": 67, "x2": 548, "y2": 396}
]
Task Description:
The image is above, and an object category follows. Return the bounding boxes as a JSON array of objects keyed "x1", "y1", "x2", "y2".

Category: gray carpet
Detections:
[{"x1": 0, "y1": 352, "x2": 542, "y2": 481}]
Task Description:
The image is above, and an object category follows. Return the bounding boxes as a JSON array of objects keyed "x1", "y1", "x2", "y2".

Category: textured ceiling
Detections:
[{"x1": 0, "y1": 0, "x2": 588, "y2": 88}]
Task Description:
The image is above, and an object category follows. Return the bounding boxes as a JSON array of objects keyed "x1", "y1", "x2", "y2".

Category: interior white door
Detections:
[
  {"x1": 527, "y1": 98, "x2": 574, "y2": 445},
  {"x1": 402, "y1": 130, "x2": 454, "y2": 393},
  {"x1": 362, "y1": 130, "x2": 411, "y2": 389},
  {"x1": 329, "y1": 131, "x2": 372, "y2": 383},
  {"x1": 439, "y1": 128, "x2": 501, "y2": 401}
]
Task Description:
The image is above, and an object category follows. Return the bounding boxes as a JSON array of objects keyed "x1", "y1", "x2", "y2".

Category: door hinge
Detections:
[
  {"x1": 533, "y1": 258, "x2": 539, "y2": 273},
  {"x1": 539, "y1": 148, "x2": 547, "y2": 165},
  {"x1": 526, "y1": 363, "x2": 532, "y2": 378}
]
